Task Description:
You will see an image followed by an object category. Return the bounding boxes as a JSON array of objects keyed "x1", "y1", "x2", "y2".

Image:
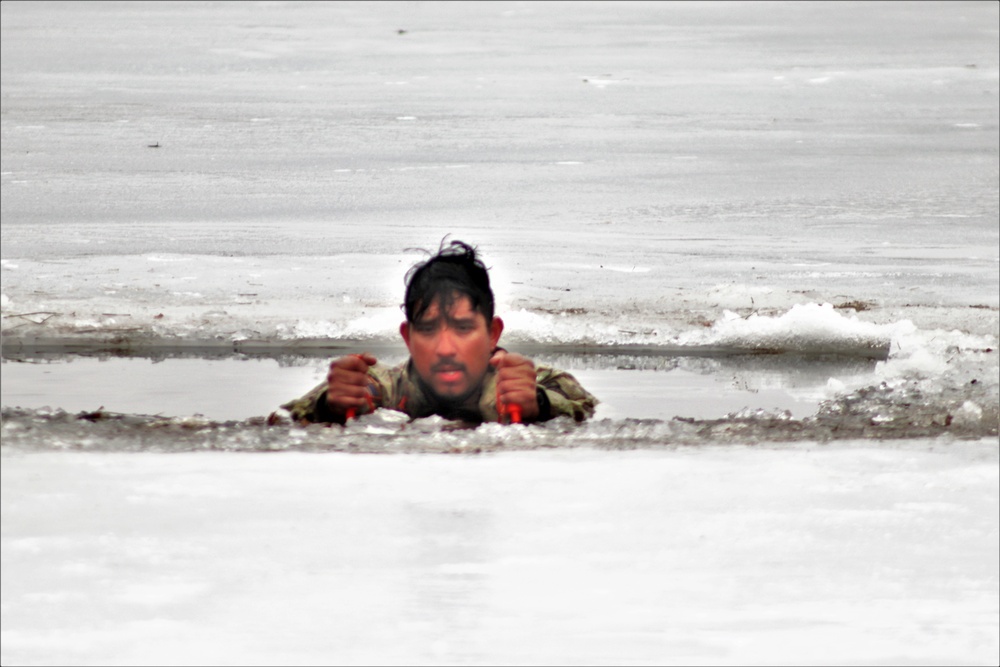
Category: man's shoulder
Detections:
[
  {"x1": 533, "y1": 363, "x2": 598, "y2": 401},
  {"x1": 533, "y1": 362, "x2": 575, "y2": 382}
]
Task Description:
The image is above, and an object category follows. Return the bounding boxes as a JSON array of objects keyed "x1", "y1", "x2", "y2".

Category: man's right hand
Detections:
[{"x1": 325, "y1": 353, "x2": 377, "y2": 418}]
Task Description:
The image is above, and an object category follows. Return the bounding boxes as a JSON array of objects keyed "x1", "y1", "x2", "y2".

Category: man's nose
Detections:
[{"x1": 434, "y1": 329, "x2": 458, "y2": 356}]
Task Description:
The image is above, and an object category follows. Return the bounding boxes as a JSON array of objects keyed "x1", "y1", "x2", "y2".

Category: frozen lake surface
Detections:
[
  {"x1": 2, "y1": 1, "x2": 998, "y2": 665},
  {"x1": 3, "y1": 443, "x2": 998, "y2": 666}
]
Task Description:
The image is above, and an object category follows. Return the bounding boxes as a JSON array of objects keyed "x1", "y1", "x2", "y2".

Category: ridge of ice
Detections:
[{"x1": 678, "y1": 302, "x2": 901, "y2": 350}]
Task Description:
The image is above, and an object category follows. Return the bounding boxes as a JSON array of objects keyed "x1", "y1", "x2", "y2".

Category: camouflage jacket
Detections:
[{"x1": 282, "y1": 359, "x2": 598, "y2": 424}]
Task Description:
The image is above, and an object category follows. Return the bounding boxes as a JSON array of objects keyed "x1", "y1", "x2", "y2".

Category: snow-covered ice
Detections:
[
  {"x1": 3, "y1": 445, "x2": 998, "y2": 666},
  {"x1": 2, "y1": 1, "x2": 998, "y2": 665}
]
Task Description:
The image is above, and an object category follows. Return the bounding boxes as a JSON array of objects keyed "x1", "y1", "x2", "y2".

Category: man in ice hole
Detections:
[{"x1": 282, "y1": 240, "x2": 597, "y2": 425}]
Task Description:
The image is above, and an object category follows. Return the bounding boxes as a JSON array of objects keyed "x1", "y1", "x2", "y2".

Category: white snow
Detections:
[{"x1": 2, "y1": 445, "x2": 997, "y2": 666}]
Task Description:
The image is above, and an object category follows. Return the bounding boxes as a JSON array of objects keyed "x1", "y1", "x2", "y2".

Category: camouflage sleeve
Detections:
[
  {"x1": 280, "y1": 380, "x2": 330, "y2": 423},
  {"x1": 280, "y1": 362, "x2": 399, "y2": 424},
  {"x1": 535, "y1": 365, "x2": 599, "y2": 422}
]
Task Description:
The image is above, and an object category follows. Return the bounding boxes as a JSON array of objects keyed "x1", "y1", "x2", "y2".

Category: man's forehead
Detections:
[{"x1": 415, "y1": 294, "x2": 481, "y2": 321}]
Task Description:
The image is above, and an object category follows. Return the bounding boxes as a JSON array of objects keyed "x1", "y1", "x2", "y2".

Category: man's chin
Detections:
[
  {"x1": 428, "y1": 380, "x2": 477, "y2": 405},
  {"x1": 432, "y1": 385, "x2": 470, "y2": 402}
]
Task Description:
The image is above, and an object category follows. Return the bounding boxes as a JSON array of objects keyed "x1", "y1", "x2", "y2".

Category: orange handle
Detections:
[
  {"x1": 508, "y1": 404, "x2": 522, "y2": 424},
  {"x1": 345, "y1": 391, "x2": 375, "y2": 422}
]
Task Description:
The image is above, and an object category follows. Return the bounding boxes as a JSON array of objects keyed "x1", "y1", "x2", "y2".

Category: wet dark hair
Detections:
[{"x1": 404, "y1": 240, "x2": 495, "y2": 324}]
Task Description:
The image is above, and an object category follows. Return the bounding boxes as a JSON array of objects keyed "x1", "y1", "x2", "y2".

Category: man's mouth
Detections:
[{"x1": 432, "y1": 364, "x2": 465, "y2": 383}]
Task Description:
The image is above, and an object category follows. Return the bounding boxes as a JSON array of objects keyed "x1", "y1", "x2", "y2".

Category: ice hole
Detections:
[{"x1": 2, "y1": 346, "x2": 878, "y2": 422}]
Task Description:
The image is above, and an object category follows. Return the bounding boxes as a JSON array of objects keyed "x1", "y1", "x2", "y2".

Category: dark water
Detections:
[
  {"x1": 0, "y1": 347, "x2": 878, "y2": 419},
  {"x1": 3, "y1": 348, "x2": 995, "y2": 453}
]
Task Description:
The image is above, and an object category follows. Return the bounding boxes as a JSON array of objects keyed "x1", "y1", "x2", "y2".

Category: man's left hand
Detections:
[{"x1": 490, "y1": 350, "x2": 539, "y2": 423}]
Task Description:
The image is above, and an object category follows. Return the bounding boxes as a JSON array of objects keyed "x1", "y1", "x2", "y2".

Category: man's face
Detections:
[{"x1": 400, "y1": 294, "x2": 503, "y2": 402}]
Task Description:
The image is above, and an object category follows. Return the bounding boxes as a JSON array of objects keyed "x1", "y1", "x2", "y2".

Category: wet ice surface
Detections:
[{"x1": 2, "y1": 1, "x2": 999, "y2": 665}]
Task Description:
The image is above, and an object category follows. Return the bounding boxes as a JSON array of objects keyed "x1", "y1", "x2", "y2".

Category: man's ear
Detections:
[
  {"x1": 490, "y1": 317, "x2": 504, "y2": 348},
  {"x1": 400, "y1": 322, "x2": 411, "y2": 348}
]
